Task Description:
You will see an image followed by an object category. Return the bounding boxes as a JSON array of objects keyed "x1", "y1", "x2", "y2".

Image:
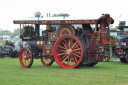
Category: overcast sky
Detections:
[{"x1": 0, "y1": 0, "x2": 128, "y2": 32}]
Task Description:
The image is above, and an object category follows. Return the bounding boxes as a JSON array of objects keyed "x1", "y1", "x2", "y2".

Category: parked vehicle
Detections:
[
  {"x1": 115, "y1": 21, "x2": 128, "y2": 63},
  {"x1": 0, "y1": 46, "x2": 18, "y2": 58}
]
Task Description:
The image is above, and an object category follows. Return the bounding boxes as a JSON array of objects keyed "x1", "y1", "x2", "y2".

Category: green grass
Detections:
[{"x1": 0, "y1": 57, "x2": 128, "y2": 85}]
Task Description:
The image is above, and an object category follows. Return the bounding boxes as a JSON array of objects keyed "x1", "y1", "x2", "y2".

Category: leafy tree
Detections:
[
  {"x1": 51, "y1": 13, "x2": 70, "y2": 29},
  {"x1": 51, "y1": 13, "x2": 70, "y2": 17},
  {"x1": 0, "y1": 30, "x2": 12, "y2": 36},
  {"x1": 10, "y1": 28, "x2": 19, "y2": 38}
]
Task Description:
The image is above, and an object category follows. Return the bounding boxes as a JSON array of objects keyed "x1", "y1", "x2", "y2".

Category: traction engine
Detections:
[{"x1": 13, "y1": 14, "x2": 114, "y2": 69}]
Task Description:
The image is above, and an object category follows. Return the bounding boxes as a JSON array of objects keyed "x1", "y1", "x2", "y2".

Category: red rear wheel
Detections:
[
  {"x1": 41, "y1": 56, "x2": 54, "y2": 66},
  {"x1": 54, "y1": 35, "x2": 87, "y2": 69},
  {"x1": 19, "y1": 48, "x2": 33, "y2": 68}
]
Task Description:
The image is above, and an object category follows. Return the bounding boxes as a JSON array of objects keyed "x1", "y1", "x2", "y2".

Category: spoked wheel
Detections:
[
  {"x1": 19, "y1": 48, "x2": 33, "y2": 68},
  {"x1": 54, "y1": 35, "x2": 87, "y2": 69},
  {"x1": 10, "y1": 51, "x2": 17, "y2": 58},
  {"x1": 41, "y1": 56, "x2": 54, "y2": 66}
]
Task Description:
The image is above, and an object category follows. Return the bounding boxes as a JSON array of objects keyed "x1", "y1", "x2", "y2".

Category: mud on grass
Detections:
[{"x1": 0, "y1": 57, "x2": 128, "y2": 85}]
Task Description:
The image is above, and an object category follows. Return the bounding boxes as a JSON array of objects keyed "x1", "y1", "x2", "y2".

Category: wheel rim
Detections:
[
  {"x1": 19, "y1": 48, "x2": 33, "y2": 68},
  {"x1": 41, "y1": 56, "x2": 53, "y2": 66},
  {"x1": 54, "y1": 35, "x2": 85, "y2": 69},
  {"x1": 11, "y1": 52, "x2": 17, "y2": 58}
]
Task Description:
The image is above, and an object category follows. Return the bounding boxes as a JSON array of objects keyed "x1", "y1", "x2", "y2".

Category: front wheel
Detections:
[
  {"x1": 19, "y1": 48, "x2": 33, "y2": 68},
  {"x1": 54, "y1": 35, "x2": 87, "y2": 69}
]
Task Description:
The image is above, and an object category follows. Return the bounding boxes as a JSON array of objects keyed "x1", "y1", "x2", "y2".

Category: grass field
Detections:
[{"x1": 0, "y1": 57, "x2": 128, "y2": 85}]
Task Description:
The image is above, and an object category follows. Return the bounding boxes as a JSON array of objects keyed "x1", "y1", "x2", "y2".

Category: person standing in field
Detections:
[
  {"x1": 12, "y1": 43, "x2": 21, "y2": 58},
  {"x1": 0, "y1": 42, "x2": 3, "y2": 58},
  {"x1": 5, "y1": 40, "x2": 9, "y2": 46}
]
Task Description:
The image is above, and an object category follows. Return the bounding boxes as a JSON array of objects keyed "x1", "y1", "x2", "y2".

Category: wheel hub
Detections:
[
  {"x1": 66, "y1": 49, "x2": 72, "y2": 55},
  {"x1": 23, "y1": 55, "x2": 26, "y2": 59}
]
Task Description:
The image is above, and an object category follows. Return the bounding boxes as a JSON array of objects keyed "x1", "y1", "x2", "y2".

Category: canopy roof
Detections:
[{"x1": 13, "y1": 14, "x2": 114, "y2": 25}]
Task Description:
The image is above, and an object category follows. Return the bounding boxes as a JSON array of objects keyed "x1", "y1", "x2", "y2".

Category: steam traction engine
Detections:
[{"x1": 13, "y1": 14, "x2": 114, "y2": 69}]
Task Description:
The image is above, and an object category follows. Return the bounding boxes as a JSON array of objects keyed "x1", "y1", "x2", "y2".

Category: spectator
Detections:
[
  {"x1": 81, "y1": 24, "x2": 92, "y2": 47},
  {"x1": 0, "y1": 42, "x2": 2, "y2": 48},
  {"x1": 8, "y1": 41, "x2": 14, "y2": 47},
  {"x1": 13, "y1": 43, "x2": 21, "y2": 53},
  {"x1": 5, "y1": 40, "x2": 9, "y2": 46},
  {"x1": 23, "y1": 41, "x2": 27, "y2": 48},
  {"x1": 20, "y1": 40, "x2": 23, "y2": 49},
  {"x1": 0, "y1": 42, "x2": 2, "y2": 58}
]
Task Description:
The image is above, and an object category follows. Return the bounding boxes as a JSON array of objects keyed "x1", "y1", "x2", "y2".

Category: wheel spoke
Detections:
[
  {"x1": 69, "y1": 58, "x2": 72, "y2": 66},
  {"x1": 60, "y1": 50, "x2": 66, "y2": 52},
  {"x1": 58, "y1": 53, "x2": 66, "y2": 56},
  {"x1": 72, "y1": 48, "x2": 81, "y2": 51},
  {"x1": 62, "y1": 55, "x2": 69, "y2": 63},
  {"x1": 25, "y1": 51, "x2": 27, "y2": 55},
  {"x1": 24, "y1": 60, "x2": 26, "y2": 65},
  {"x1": 74, "y1": 43, "x2": 79, "y2": 49},
  {"x1": 47, "y1": 59, "x2": 50, "y2": 63},
  {"x1": 75, "y1": 52, "x2": 81, "y2": 54},
  {"x1": 27, "y1": 59, "x2": 30, "y2": 63},
  {"x1": 63, "y1": 39, "x2": 68, "y2": 46},
  {"x1": 67, "y1": 55, "x2": 69, "y2": 65},
  {"x1": 58, "y1": 45, "x2": 67, "y2": 49},
  {"x1": 74, "y1": 56, "x2": 78, "y2": 62},
  {"x1": 28, "y1": 53, "x2": 31, "y2": 56},
  {"x1": 72, "y1": 57, "x2": 75, "y2": 63},
  {"x1": 62, "y1": 54, "x2": 67, "y2": 60},
  {"x1": 73, "y1": 53, "x2": 80, "y2": 57},
  {"x1": 71, "y1": 41, "x2": 77, "y2": 49},
  {"x1": 71, "y1": 38, "x2": 73, "y2": 46},
  {"x1": 69, "y1": 38, "x2": 71, "y2": 47},
  {"x1": 62, "y1": 42, "x2": 67, "y2": 49}
]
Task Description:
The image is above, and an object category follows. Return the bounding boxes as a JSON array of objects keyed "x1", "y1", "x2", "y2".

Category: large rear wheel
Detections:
[
  {"x1": 19, "y1": 48, "x2": 33, "y2": 68},
  {"x1": 54, "y1": 35, "x2": 87, "y2": 69}
]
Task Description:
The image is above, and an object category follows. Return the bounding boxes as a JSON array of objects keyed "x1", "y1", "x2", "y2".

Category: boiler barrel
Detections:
[{"x1": 26, "y1": 38, "x2": 43, "y2": 50}]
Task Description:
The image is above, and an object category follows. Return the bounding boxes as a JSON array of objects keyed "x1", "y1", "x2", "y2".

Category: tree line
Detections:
[{"x1": 0, "y1": 28, "x2": 19, "y2": 38}]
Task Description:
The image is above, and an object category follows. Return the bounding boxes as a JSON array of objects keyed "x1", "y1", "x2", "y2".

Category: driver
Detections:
[{"x1": 81, "y1": 24, "x2": 92, "y2": 47}]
